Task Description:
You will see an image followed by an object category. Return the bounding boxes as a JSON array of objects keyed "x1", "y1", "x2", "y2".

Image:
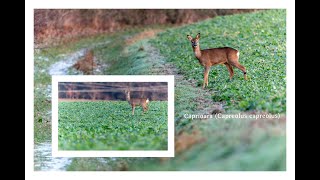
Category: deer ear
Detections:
[
  {"x1": 187, "y1": 35, "x2": 192, "y2": 41},
  {"x1": 196, "y1": 33, "x2": 200, "y2": 39}
]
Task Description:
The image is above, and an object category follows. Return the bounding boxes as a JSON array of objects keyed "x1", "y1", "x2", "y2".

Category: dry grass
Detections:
[
  {"x1": 175, "y1": 130, "x2": 207, "y2": 154},
  {"x1": 159, "y1": 130, "x2": 206, "y2": 162},
  {"x1": 73, "y1": 50, "x2": 97, "y2": 74},
  {"x1": 34, "y1": 9, "x2": 256, "y2": 46},
  {"x1": 125, "y1": 29, "x2": 162, "y2": 45}
]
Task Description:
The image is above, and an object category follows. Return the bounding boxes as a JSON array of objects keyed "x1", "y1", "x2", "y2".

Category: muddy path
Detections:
[{"x1": 34, "y1": 41, "x2": 110, "y2": 171}]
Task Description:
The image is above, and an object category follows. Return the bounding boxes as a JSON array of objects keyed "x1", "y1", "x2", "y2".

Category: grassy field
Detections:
[
  {"x1": 59, "y1": 101, "x2": 168, "y2": 150},
  {"x1": 152, "y1": 9, "x2": 286, "y2": 113},
  {"x1": 34, "y1": 10, "x2": 286, "y2": 171}
]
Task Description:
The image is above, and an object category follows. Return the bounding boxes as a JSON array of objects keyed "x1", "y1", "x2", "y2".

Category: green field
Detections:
[
  {"x1": 58, "y1": 101, "x2": 168, "y2": 150},
  {"x1": 152, "y1": 9, "x2": 286, "y2": 113}
]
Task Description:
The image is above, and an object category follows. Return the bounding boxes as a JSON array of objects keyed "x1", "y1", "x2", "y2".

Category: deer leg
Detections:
[
  {"x1": 224, "y1": 62, "x2": 234, "y2": 80},
  {"x1": 203, "y1": 66, "x2": 210, "y2": 88},
  {"x1": 132, "y1": 106, "x2": 135, "y2": 115},
  {"x1": 203, "y1": 69, "x2": 207, "y2": 89},
  {"x1": 206, "y1": 73, "x2": 209, "y2": 87},
  {"x1": 230, "y1": 62, "x2": 247, "y2": 80},
  {"x1": 207, "y1": 67, "x2": 211, "y2": 87}
]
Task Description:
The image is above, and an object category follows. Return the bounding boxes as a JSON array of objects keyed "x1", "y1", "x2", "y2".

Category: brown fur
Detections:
[
  {"x1": 125, "y1": 90, "x2": 149, "y2": 115},
  {"x1": 187, "y1": 33, "x2": 247, "y2": 89},
  {"x1": 65, "y1": 84, "x2": 80, "y2": 99}
]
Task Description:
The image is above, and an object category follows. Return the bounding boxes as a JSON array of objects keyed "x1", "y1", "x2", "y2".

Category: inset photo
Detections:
[{"x1": 52, "y1": 75, "x2": 174, "y2": 157}]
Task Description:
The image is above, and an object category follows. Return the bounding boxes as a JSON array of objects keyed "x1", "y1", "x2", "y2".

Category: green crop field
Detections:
[
  {"x1": 58, "y1": 101, "x2": 168, "y2": 150},
  {"x1": 152, "y1": 9, "x2": 286, "y2": 113}
]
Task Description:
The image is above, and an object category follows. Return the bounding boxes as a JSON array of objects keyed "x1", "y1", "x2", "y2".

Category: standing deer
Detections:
[
  {"x1": 65, "y1": 84, "x2": 79, "y2": 99},
  {"x1": 125, "y1": 89, "x2": 149, "y2": 115},
  {"x1": 187, "y1": 33, "x2": 247, "y2": 89}
]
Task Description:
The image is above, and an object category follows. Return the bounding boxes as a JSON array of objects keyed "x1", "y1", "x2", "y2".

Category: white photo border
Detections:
[{"x1": 26, "y1": 0, "x2": 295, "y2": 179}]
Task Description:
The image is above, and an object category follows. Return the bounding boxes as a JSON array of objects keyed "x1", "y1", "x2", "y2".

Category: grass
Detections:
[
  {"x1": 131, "y1": 117, "x2": 286, "y2": 171},
  {"x1": 58, "y1": 101, "x2": 168, "y2": 150},
  {"x1": 34, "y1": 87, "x2": 52, "y2": 143},
  {"x1": 151, "y1": 9, "x2": 286, "y2": 113},
  {"x1": 67, "y1": 157, "x2": 147, "y2": 171}
]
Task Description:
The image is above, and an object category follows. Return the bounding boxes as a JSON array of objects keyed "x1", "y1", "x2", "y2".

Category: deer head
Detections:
[{"x1": 187, "y1": 33, "x2": 200, "y2": 47}]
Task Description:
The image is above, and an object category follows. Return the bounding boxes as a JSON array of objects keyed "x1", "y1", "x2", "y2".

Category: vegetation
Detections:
[
  {"x1": 152, "y1": 9, "x2": 286, "y2": 113},
  {"x1": 58, "y1": 101, "x2": 168, "y2": 150}
]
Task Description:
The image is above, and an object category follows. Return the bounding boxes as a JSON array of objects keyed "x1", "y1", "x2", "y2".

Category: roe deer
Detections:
[
  {"x1": 187, "y1": 33, "x2": 247, "y2": 89},
  {"x1": 66, "y1": 84, "x2": 80, "y2": 99},
  {"x1": 125, "y1": 89, "x2": 149, "y2": 115}
]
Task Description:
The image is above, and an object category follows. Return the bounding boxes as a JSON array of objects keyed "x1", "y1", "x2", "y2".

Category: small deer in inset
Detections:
[
  {"x1": 125, "y1": 89, "x2": 149, "y2": 115},
  {"x1": 65, "y1": 84, "x2": 79, "y2": 99},
  {"x1": 187, "y1": 33, "x2": 247, "y2": 89}
]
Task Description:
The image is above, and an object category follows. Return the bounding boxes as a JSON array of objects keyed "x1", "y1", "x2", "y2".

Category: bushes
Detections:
[{"x1": 34, "y1": 9, "x2": 255, "y2": 46}]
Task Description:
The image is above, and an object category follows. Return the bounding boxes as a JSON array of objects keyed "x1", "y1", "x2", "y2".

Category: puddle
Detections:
[
  {"x1": 48, "y1": 49, "x2": 87, "y2": 75},
  {"x1": 34, "y1": 142, "x2": 72, "y2": 171}
]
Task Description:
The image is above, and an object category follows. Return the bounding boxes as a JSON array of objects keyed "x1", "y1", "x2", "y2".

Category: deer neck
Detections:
[
  {"x1": 126, "y1": 92, "x2": 131, "y2": 101},
  {"x1": 193, "y1": 45, "x2": 202, "y2": 59}
]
